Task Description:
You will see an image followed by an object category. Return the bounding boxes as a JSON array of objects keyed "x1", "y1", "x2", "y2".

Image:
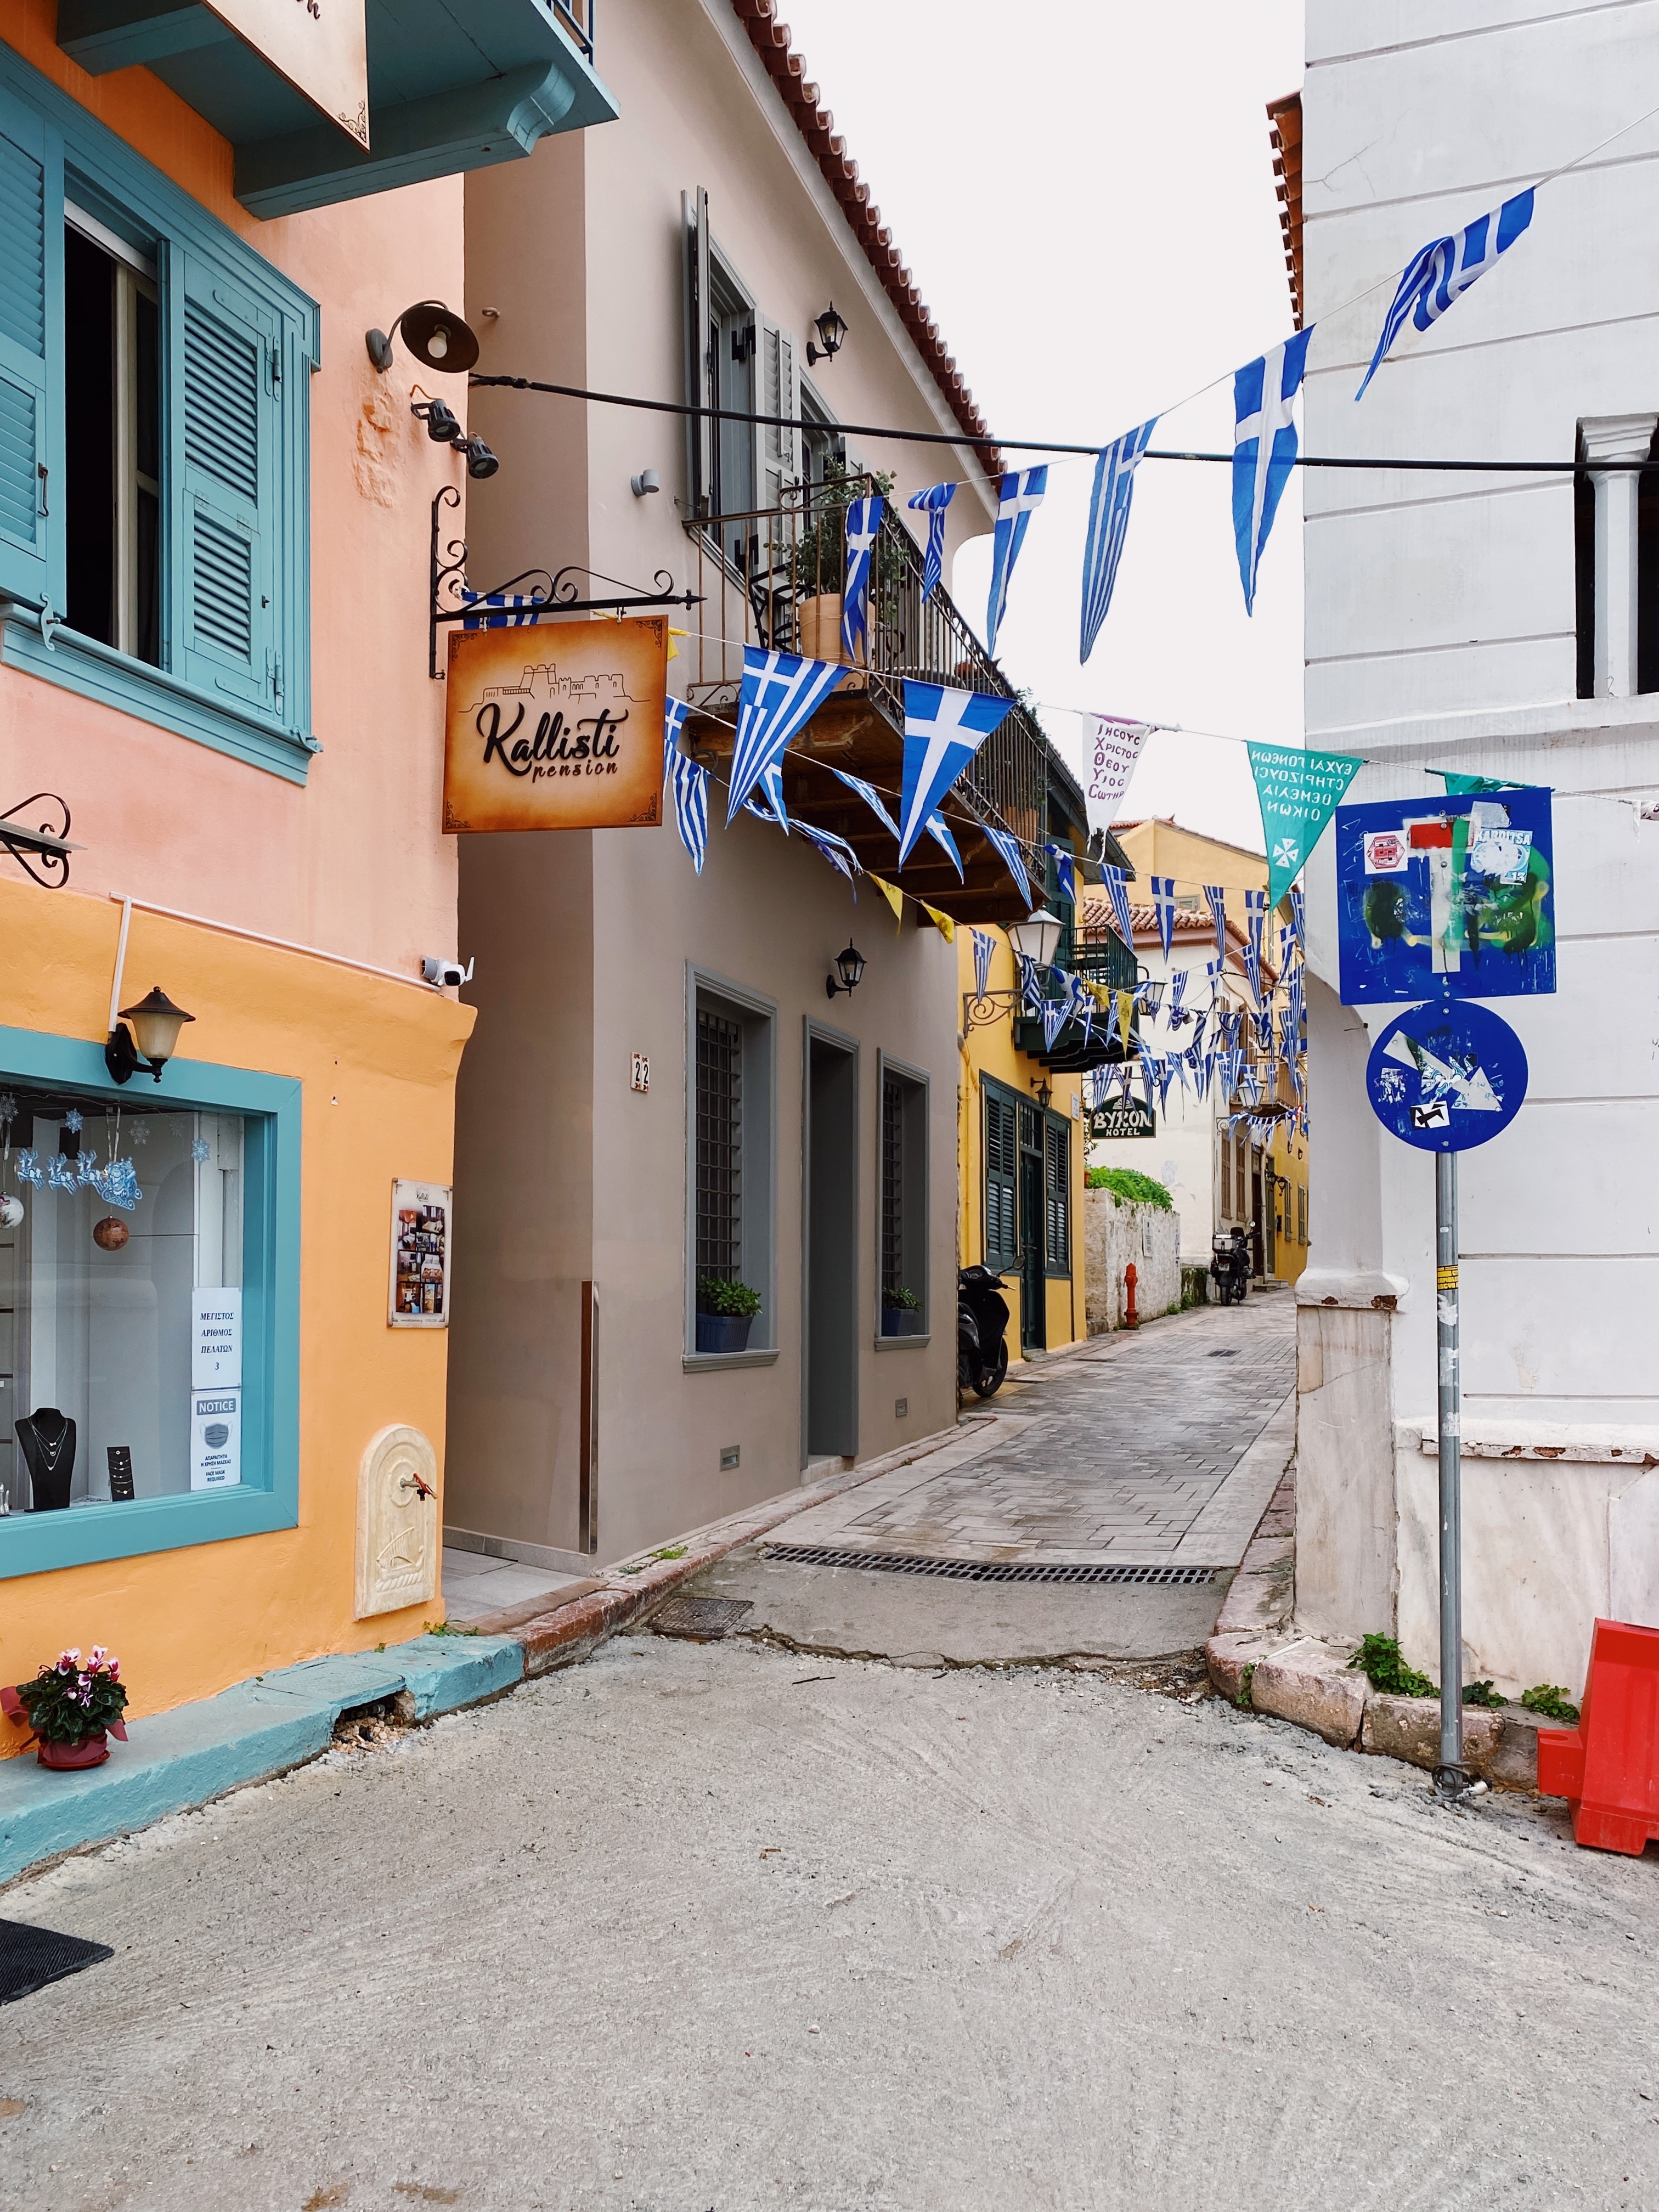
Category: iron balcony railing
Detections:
[
  {"x1": 1074, "y1": 915, "x2": 1140, "y2": 995},
  {"x1": 551, "y1": 0, "x2": 595, "y2": 62},
  {"x1": 682, "y1": 479, "x2": 1047, "y2": 870}
]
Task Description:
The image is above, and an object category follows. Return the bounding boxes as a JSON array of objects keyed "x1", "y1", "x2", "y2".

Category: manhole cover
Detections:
[
  {"x1": 0, "y1": 1919, "x2": 112, "y2": 2006},
  {"x1": 650, "y1": 1596, "x2": 754, "y2": 1641}
]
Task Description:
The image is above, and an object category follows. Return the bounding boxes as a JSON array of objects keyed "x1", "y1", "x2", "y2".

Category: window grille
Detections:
[
  {"x1": 881, "y1": 1075, "x2": 904, "y2": 1299},
  {"x1": 695, "y1": 1006, "x2": 742, "y2": 1278}
]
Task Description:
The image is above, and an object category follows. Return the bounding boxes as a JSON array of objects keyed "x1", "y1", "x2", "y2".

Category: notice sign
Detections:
[
  {"x1": 192, "y1": 1288, "x2": 242, "y2": 1389},
  {"x1": 205, "y1": 1, "x2": 369, "y2": 148},
  {"x1": 390, "y1": 1180, "x2": 452, "y2": 1328},
  {"x1": 190, "y1": 1392, "x2": 242, "y2": 1490},
  {"x1": 443, "y1": 618, "x2": 669, "y2": 834}
]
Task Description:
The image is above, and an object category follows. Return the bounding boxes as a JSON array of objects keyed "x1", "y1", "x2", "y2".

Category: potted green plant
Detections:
[
  {"x1": 881, "y1": 1284, "x2": 924, "y2": 1338},
  {"x1": 697, "y1": 1275, "x2": 761, "y2": 1355},
  {"x1": 2, "y1": 1646, "x2": 128, "y2": 1770}
]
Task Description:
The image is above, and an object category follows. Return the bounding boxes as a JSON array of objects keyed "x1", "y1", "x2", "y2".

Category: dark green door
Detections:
[{"x1": 1018, "y1": 1102, "x2": 1046, "y2": 1351}]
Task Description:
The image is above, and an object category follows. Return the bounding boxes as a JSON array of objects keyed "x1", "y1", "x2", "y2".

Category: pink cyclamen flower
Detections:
[
  {"x1": 106, "y1": 1659, "x2": 120, "y2": 1679},
  {"x1": 89, "y1": 1646, "x2": 107, "y2": 1664}
]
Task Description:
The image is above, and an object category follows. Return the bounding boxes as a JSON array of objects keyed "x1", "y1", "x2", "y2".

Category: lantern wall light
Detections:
[
  {"x1": 826, "y1": 941, "x2": 867, "y2": 999},
  {"x1": 1006, "y1": 909, "x2": 1065, "y2": 969},
  {"x1": 806, "y1": 302, "x2": 848, "y2": 366},
  {"x1": 105, "y1": 986, "x2": 195, "y2": 1086}
]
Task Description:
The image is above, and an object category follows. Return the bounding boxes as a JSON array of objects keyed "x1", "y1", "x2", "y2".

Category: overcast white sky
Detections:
[{"x1": 781, "y1": 0, "x2": 1306, "y2": 851}]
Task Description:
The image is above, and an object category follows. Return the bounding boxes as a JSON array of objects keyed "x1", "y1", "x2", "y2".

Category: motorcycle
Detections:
[
  {"x1": 958, "y1": 1266, "x2": 1011, "y2": 1398},
  {"x1": 1210, "y1": 1230, "x2": 1251, "y2": 1306}
]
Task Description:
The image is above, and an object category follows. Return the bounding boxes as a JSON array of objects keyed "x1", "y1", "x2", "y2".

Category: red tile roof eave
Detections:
[{"x1": 729, "y1": 0, "x2": 1001, "y2": 471}]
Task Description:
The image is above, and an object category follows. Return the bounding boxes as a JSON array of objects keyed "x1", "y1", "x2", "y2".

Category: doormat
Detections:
[
  {"x1": 0, "y1": 1919, "x2": 114, "y2": 2006},
  {"x1": 649, "y1": 1596, "x2": 754, "y2": 1641}
]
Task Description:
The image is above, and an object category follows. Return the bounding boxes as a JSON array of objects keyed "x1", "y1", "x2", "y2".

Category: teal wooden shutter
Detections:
[
  {"x1": 1045, "y1": 1119, "x2": 1069, "y2": 1272},
  {"x1": 176, "y1": 249, "x2": 276, "y2": 710},
  {"x1": 985, "y1": 1092, "x2": 1017, "y2": 1270},
  {"x1": 0, "y1": 86, "x2": 60, "y2": 606}
]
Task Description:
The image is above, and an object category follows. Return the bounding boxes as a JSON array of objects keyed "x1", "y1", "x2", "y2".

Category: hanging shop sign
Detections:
[
  {"x1": 390, "y1": 1180, "x2": 452, "y2": 1328},
  {"x1": 1335, "y1": 786, "x2": 1554, "y2": 1005},
  {"x1": 1087, "y1": 1098, "x2": 1155, "y2": 1141},
  {"x1": 205, "y1": 1, "x2": 370, "y2": 148},
  {"x1": 442, "y1": 618, "x2": 669, "y2": 835}
]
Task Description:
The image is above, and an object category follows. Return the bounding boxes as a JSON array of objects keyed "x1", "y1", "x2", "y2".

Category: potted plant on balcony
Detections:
[
  {"x1": 2, "y1": 1646, "x2": 128, "y2": 1770},
  {"x1": 697, "y1": 1275, "x2": 761, "y2": 1355},
  {"x1": 791, "y1": 464, "x2": 896, "y2": 668},
  {"x1": 881, "y1": 1285, "x2": 924, "y2": 1338}
]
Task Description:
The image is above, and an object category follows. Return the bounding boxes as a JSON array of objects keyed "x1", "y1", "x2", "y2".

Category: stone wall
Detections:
[{"x1": 1085, "y1": 1193, "x2": 1181, "y2": 1333}]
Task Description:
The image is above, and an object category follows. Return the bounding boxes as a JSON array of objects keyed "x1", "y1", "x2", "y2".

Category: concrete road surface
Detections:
[{"x1": 2, "y1": 1630, "x2": 1655, "y2": 2212}]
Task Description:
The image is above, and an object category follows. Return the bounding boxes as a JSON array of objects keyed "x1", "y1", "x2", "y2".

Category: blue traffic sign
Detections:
[
  {"x1": 1336, "y1": 786, "x2": 1555, "y2": 1005},
  {"x1": 1365, "y1": 999, "x2": 1528, "y2": 1153}
]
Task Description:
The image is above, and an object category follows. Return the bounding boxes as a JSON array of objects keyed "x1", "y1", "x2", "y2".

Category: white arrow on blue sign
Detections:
[{"x1": 1365, "y1": 998, "x2": 1527, "y2": 1153}]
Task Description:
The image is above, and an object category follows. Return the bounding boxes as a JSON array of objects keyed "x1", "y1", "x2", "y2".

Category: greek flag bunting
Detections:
[
  {"x1": 1356, "y1": 190, "x2": 1534, "y2": 401},
  {"x1": 669, "y1": 757, "x2": 709, "y2": 873},
  {"x1": 907, "y1": 482, "x2": 956, "y2": 603},
  {"x1": 798, "y1": 821, "x2": 860, "y2": 882},
  {"x1": 1101, "y1": 864, "x2": 1135, "y2": 950},
  {"x1": 1166, "y1": 968, "x2": 1188, "y2": 1027},
  {"x1": 1048, "y1": 844, "x2": 1077, "y2": 909},
  {"x1": 981, "y1": 822, "x2": 1031, "y2": 906},
  {"x1": 1041, "y1": 995, "x2": 1068, "y2": 1052},
  {"x1": 926, "y1": 812, "x2": 965, "y2": 881},
  {"x1": 1204, "y1": 884, "x2": 1227, "y2": 959},
  {"x1": 841, "y1": 495, "x2": 884, "y2": 661},
  {"x1": 1080, "y1": 418, "x2": 1158, "y2": 663},
  {"x1": 746, "y1": 759, "x2": 789, "y2": 831},
  {"x1": 1233, "y1": 330, "x2": 1313, "y2": 616},
  {"x1": 898, "y1": 681, "x2": 1013, "y2": 865},
  {"x1": 728, "y1": 648, "x2": 846, "y2": 825},
  {"x1": 970, "y1": 929, "x2": 996, "y2": 1000},
  {"x1": 825, "y1": 763, "x2": 899, "y2": 840},
  {"x1": 986, "y1": 468, "x2": 1047, "y2": 654},
  {"x1": 461, "y1": 587, "x2": 539, "y2": 630},
  {"x1": 1290, "y1": 884, "x2": 1305, "y2": 950},
  {"x1": 1150, "y1": 874, "x2": 1177, "y2": 960},
  {"x1": 1015, "y1": 953, "x2": 1042, "y2": 1015}
]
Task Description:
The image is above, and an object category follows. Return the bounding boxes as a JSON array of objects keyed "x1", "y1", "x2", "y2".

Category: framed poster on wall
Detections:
[{"x1": 390, "y1": 1181, "x2": 452, "y2": 1328}]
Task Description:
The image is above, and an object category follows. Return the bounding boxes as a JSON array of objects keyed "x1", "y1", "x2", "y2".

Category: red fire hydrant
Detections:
[{"x1": 1124, "y1": 1262, "x2": 1139, "y2": 1330}]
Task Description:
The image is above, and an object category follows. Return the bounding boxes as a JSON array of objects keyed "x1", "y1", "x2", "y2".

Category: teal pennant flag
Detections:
[{"x1": 1247, "y1": 743, "x2": 1364, "y2": 909}]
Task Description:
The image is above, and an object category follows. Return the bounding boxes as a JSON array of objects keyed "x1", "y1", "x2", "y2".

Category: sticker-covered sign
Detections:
[
  {"x1": 191, "y1": 1288, "x2": 242, "y2": 1389},
  {"x1": 1336, "y1": 786, "x2": 1554, "y2": 1005},
  {"x1": 1365, "y1": 1000, "x2": 1528, "y2": 1153},
  {"x1": 443, "y1": 617, "x2": 669, "y2": 834},
  {"x1": 390, "y1": 1180, "x2": 452, "y2": 1328},
  {"x1": 190, "y1": 1391, "x2": 242, "y2": 1490}
]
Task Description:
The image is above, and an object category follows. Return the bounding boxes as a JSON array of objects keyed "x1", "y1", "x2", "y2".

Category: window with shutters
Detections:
[
  {"x1": 1044, "y1": 1115, "x2": 1070, "y2": 1277},
  {"x1": 0, "y1": 50, "x2": 315, "y2": 778},
  {"x1": 686, "y1": 974, "x2": 776, "y2": 1361},
  {"x1": 983, "y1": 1082, "x2": 1018, "y2": 1273},
  {"x1": 878, "y1": 1057, "x2": 928, "y2": 1338}
]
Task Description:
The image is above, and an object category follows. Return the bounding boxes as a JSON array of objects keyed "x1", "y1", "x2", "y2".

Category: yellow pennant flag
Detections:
[
  {"x1": 922, "y1": 902, "x2": 956, "y2": 943},
  {"x1": 1088, "y1": 979, "x2": 1114, "y2": 1014},
  {"x1": 1116, "y1": 989, "x2": 1133, "y2": 1051},
  {"x1": 870, "y1": 874, "x2": 904, "y2": 932}
]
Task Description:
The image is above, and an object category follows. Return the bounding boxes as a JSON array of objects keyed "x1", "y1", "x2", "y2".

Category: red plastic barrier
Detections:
[{"x1": 1535, "y1": 1618, "x2": 1659, "y2": 1855}]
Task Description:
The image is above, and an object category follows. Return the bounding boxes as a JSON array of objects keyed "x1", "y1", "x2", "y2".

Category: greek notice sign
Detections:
[
  {"x1": 443, "y1": 618, "x2": 669, "y2": 834},
  {"x1": 1246, "y1": 744, "x2": 1365, "y2": 909},
  {"x1": 206, "y1": 1, "x2": 369, "y2": 148},
  {"x1": 1087, "y1": 1098, "x2": 1156, "y2": 1140},
  {"x1": 1336, "y1": 787, "x2": 1555, "y2": 1005},
  {"x1": 1084, "y1": 715, "x2": 1153, "y2": 828},
  {"x1": 191, "y1": 1288, "x2": 242, "y2": 1389},
  {"x1": 190, "y1": 1392, "x2": 242, "y2": 1491}
]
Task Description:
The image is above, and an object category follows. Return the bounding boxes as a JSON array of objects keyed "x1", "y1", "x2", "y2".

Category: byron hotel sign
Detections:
[{"x1": 442, "y1": 618, "x2": 669, "y2": 834}]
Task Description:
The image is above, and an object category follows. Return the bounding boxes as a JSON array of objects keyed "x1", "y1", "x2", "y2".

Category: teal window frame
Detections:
[
  {"x1": 0, "y1": 47, "x2": 318, "y2": 783},
  {"x1": 0, "y1": 1022, "x2": 301, "y2": 1581}
]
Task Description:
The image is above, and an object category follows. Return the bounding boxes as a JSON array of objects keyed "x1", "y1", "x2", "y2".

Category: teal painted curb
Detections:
[{"x1": 0, "y1": 1633, "x2": 524, "y2": 1888}]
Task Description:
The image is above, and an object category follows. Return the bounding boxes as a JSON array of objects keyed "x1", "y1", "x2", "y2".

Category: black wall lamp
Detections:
[
  {"x1": 806, "y1": 303, "x2": 848, "y2": 366},
  {"x1": 366, "y1": 301, "x2": 481, "y2": 375},
  {"x1": 411, "y1": 398, "x2": 499, "y2": 480},
  {"x1": 826, "y1": 941, "x2": 866, "y2": 1000},
  {"x1": 105, "y1": 988, "x2": 194, "y2": 1086}
]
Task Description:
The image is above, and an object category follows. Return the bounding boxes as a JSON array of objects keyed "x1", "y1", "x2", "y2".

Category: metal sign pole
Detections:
[{"x1": 1435, "y1": 1148, "x2": 1465, "y2": 1789}]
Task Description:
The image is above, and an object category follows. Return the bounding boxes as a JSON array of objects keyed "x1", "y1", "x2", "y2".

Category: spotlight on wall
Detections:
[
  {"x1": 462, "y1": 436, "x2": 499, "y2": 481},
  {"x1": 365, "y1": 301, "x2": 481, "y2": 375},
  {"x1": 630, "y1": 469, "x2": 661, "y2": 498},
  {"x1": 105, "y1": 986, "x2": 195, "y2": 1086},
  {"x1": 825, "y1": 941, "x2": 867, "y2": 1000},
  {"x1": 413, "y1": 397, "x2": 462, "y2": 444},
  {"x1": 805, "y1": 302, "x2": 848, "y2": 366}
]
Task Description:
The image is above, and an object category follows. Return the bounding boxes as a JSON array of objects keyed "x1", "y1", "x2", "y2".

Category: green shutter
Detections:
[
  {"x1": 985, "y1": 1091, "x2": 1017, "y2": 1271},
  {"x1": 0, "y1": 85, "x2": 60, "y2": 605},
  {"x1": 1045, "y1": 1119, "x2": 1070, "y2": 1273},
  {"x1": 176, "y1": 248, "x2": 277, "y2": 709}
]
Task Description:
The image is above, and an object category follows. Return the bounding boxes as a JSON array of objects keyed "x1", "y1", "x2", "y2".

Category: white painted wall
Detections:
[{"x1": 1300, "y1": 0, "x2": 1659, "y2": 1692}]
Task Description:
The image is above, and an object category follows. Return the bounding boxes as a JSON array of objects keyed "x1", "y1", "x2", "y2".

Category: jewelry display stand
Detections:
[{"x1": 16, "y1": 1409, "x2": 76, "y2": 1512}]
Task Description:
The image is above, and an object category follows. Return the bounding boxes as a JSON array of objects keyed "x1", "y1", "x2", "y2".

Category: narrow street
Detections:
[{"x1": 3, "y1": 1305, "x2": 1653, "y2": 2212}]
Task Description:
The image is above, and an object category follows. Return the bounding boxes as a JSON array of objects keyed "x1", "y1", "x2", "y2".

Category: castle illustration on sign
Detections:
[{"x1": 478, "y1": 662, "x2": 643, "y2": 713}]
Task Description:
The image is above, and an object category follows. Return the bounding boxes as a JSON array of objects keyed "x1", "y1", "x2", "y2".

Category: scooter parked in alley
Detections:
[
  {"x1": 958, "y1": 1266, "x2": 1011, "y2": 1398},
  {"x1": 1209, "y1": 1228, "x2": 1252, "y2": 1306}
]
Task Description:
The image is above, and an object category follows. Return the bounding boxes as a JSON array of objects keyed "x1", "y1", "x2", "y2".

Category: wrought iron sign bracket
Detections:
[
  {"x1": 0, "y1": 793, "x2": 78, "y2": 888},
  {"x1": 429, "y1": 486, "x2": 702, "y2": 679}
]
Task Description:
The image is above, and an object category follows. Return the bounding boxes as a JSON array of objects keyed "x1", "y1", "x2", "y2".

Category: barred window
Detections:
[
  {"x1": 879, "y1": 1063, "x2": 928, "y2": 1333},
  {"x1": 695, "y1": 1006, "x2": 742, "y2": 1279},
  {"x1": 881, "y1": 1075, "x2": 904, "y2": 1301}
]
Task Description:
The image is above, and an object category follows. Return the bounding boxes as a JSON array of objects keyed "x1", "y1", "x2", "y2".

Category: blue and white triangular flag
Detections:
[
  {"x1": 842, "y1": 495, "x2": 884, "y2": 660},
  {"x1": 1150, "y1": 874, "x2": 1177, "y2": 961},
  {"x1": 986, "y1": 467, "x2": 1047, "y2": 654},
  {"x1": 1167, "y1": 968, "x2": 1188, "y2": 1028},
  {"x1": 798, "y1": 821, "x2": 860, "y2": 882},
  {"x1": 1204, "y1": 884, "x2": 1227, "y2": 959},
  {"x1": 1101, "y1": 864, "x2": 1135, "y2": 950},
  {"x1": 898, "y1": 681, "x2": 1012, "y2": 865},
  {"x1": 926, "y1": 813, "x2": 964, "y2": 880},
  {"x1": 907, "y1": 482, "x2": 955, "y2": 602},
  {"x1": 982, "y1": 822, "x2": 1031, "y2": 907},
  {"x1": 1233, "y1": 329, "x2": 1313, "y2": 616},
  {"x1": 1041, "y1": 995, "x2": 1068, "y2": 1052},
  {"x1": 970, "y1": 929, "x2": 996, "y2": 1000},
  {"x1": 1357, "y1": 190, "x2": 1534, "y2": 400},
  {"x1": 825, "y1": 763, "x2": 899, "y2": 839},
  {"x1": 1015, "y1": 953, "x2": 1042, "y2": 1015},
  {"x1": 1048, "y1": 843, "x2": 1077, "y2": 909},
  {"x1": 670, "y1": 753, "x2": 708, "y2": 873},
  {"x1": 746, "y1": 759, "x2": 789, "y2": 831},
  {"x1": 728, "y1": 648, "x2": 845, "y2": 825},
  {"x1": 1080, "y1": 419, "x2": 1157, "y2": 663}
]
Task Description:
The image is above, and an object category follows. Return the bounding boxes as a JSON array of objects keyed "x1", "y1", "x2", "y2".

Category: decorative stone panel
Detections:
[{"x1": 356, "y1": 1425, "x2": 439, "y2": 1620}]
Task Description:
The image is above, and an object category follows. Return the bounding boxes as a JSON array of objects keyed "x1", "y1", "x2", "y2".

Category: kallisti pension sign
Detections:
[
  {"x1": 207, "y1": 0, "x2": 370, "y2": 147},
  {"x1": 442, "y1": 618, "x2": 670, "y2": 834}
]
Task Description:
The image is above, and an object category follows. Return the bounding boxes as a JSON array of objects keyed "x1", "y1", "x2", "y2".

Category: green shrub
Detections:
[
  {"x1": 1347, "y1": 1632, "x2": 1436, "y2": 1701},
  {"x1": 1085, "y1": 1167, "x2": 1172, "y2": 1210},
  {"x1": 1463, "y1": 1680, "x2": 1507, "y2": 1708},
  {"x1": 697, "y1": 1274, "x2": 761, "y2": 1319},
  {"x1": 1521, "y1": 1683, "x2": 1581, "y2": 1724}
]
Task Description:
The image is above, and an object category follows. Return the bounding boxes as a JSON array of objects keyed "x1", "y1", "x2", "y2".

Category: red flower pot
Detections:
[{"x1": 37, "y1": 1733, "x2": 110, "y2": 1770}]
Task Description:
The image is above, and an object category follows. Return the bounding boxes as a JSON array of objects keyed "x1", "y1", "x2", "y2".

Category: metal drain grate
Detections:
[
  {"x1": 0, "y1": 1918, "x2": 113, "y2": 2006},
  {"x1": 650, "y1": 1595, "x2": 755, "y2": 1640},
  {"x1": 760, "y1": 1545, "x2": 1221, "y2": 1587}
]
